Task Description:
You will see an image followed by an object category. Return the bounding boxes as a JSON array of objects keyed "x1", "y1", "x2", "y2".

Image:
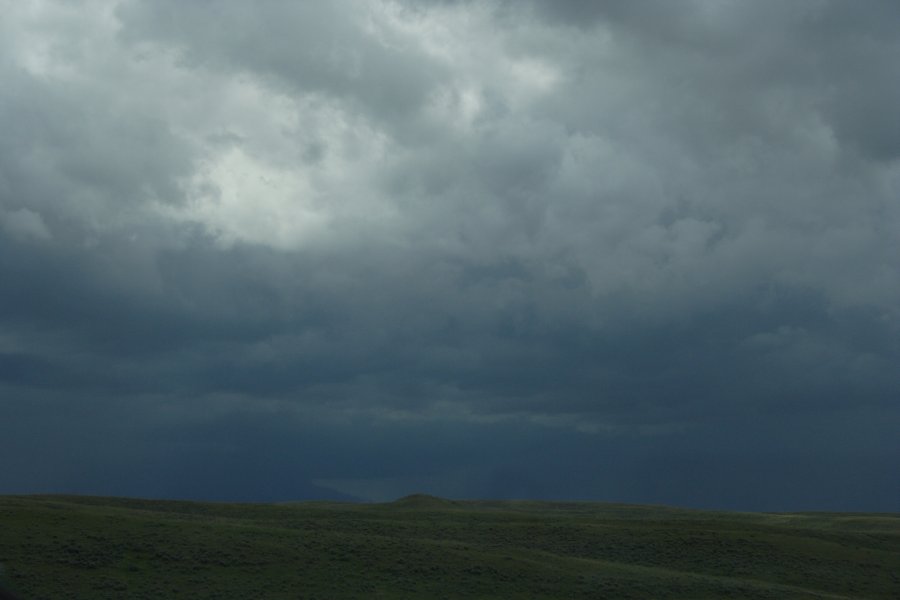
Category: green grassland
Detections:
[{"x1": 1, "y1": 494, "x2": 898, "y2": 599}]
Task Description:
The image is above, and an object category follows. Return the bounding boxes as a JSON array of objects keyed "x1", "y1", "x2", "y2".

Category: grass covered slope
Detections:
[{"x1": 0, "y1": 495, "x2": 898, "y2": 599}]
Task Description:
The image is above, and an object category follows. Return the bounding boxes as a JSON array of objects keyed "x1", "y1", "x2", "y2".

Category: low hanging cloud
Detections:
[{"x1": 1, "y1": 0, "x2": 898, "y2": 508}]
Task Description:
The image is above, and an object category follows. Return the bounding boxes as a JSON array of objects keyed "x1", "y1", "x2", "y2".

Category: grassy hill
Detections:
[{"x1": 0, "y1": 494, "x2": 898, "y2": 599}]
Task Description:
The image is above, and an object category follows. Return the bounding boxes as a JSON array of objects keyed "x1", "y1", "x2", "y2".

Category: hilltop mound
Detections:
[{"x1": 390, "y1": 493, "x2": 460, "y2": 508}]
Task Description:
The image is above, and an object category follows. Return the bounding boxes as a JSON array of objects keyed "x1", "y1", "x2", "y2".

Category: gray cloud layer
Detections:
[{"x1": 2, "y1": 0, "x2": 899, "y2": 509}]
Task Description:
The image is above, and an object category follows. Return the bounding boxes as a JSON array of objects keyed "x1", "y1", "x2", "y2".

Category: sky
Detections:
[{"x1": 2, "y1": 0, "x2": 899, "y2": 511}]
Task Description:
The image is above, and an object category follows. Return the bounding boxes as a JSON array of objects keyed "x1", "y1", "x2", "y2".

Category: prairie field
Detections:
[{"x1": 1, "y1": 494, "x2": 898, "y2": 599}]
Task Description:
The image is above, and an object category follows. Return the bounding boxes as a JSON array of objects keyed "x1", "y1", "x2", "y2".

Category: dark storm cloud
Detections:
[
  {"x1": 115, "y1": 0, "x2": 449, "y2": 128},
  {"x1": 2, "y1": 0, "x2": 899, "y2": 509},
  {"x1": 528, "y1": 0, "x2": 900, "y2": 161}
]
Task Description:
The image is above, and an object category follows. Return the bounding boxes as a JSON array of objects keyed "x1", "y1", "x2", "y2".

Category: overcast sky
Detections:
[{"x1": 2, "y1": 0, "x2": 899, "y2": 510}]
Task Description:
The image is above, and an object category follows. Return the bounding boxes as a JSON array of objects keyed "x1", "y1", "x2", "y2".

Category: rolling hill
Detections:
[{"x1": 1, "y1": 494, "x2": 898, "y2": 599}]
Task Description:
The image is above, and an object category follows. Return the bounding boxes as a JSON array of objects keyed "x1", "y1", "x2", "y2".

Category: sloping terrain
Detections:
[{"x1": 0, "y1": 495, "x2": 898, "y2": 599}]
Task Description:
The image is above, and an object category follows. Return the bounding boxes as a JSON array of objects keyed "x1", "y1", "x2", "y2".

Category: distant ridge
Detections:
[{"x1": 390, "y1": 493, "x2": 460, "y2": 508}]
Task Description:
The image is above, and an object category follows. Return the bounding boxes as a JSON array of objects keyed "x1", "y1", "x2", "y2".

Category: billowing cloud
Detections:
[{"x1": 1, "y1": 0, "x2": 898, "y2": 510}]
